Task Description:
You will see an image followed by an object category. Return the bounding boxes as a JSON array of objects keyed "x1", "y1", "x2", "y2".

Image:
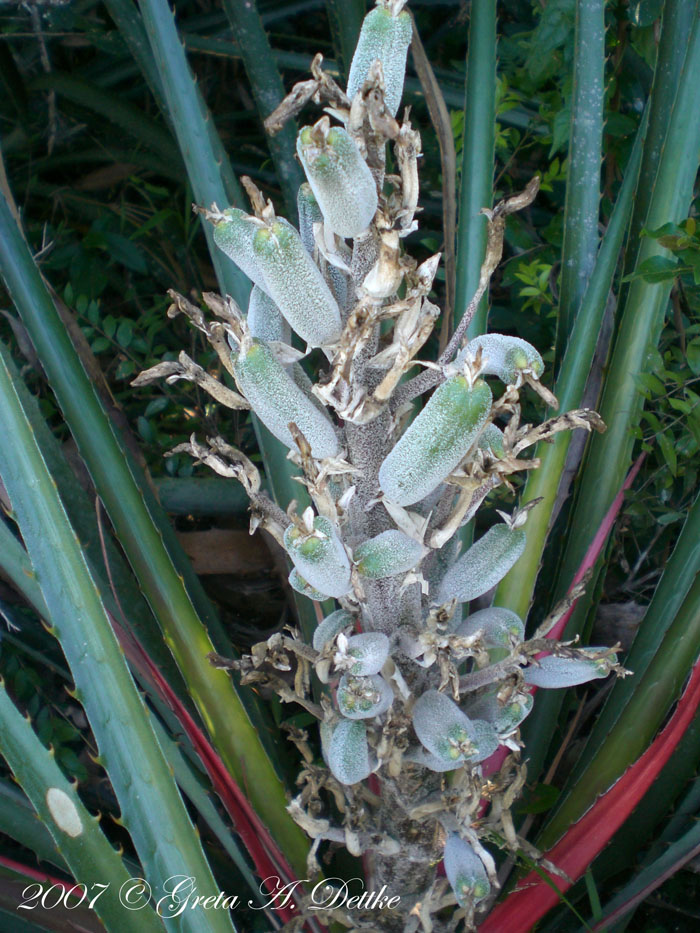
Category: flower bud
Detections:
[
  {"x1": 477, "y1": 423, "x2": 505, "y2": 458},
  {"x1": 253, "y1": 219, "x2": 342, "y2": 347},
  {"x1": 233, "y1": 340, "x2": 339, "y2": 459},
  {"x1": 347, "y1": 4, "x2": 413, "y2": 117},
  {"x1": 379, "y1": 376, "x2": 492, "y2": 506},
  {"x1": 438, "y1": 523, "x2": 526, "y2": 604},
  {"x1": 297, "y1": 122, "x2": 378, "y2": 239},
  {"x1": 337, "y1": 673, "x2": 393, "y2": 719},
  {"x1": 284, "y1": 515, "x2": 352, "y2": 599},
  {"x1": 353, "y1": 530, "x2": 423, "y2": 579}
]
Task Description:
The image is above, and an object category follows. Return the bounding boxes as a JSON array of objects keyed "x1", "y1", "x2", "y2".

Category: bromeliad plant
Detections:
[
  {"x1": 2, "y1": 0, "x2": 700, "y2": 931},
  {"x1": 133, "y1": 3, "x2": 622, "y2": 926}
]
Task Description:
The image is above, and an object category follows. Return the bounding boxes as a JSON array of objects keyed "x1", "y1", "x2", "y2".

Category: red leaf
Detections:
[
  {"x1": 110, "y1": 615, "x2": 302, "y2": 926},
  {"x1": 478, "y1": 656, "x2": 700, "y2": 932}
]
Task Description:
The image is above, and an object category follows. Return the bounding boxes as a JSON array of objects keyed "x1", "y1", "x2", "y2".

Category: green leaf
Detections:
[
  {"x1": 622, "y1": 254, "x2": 680, "y2": 283},
  {"x1": 0, "y1": 350, "x2": 232, "y2": 932},
  {"x1": 686, "y1": 337, "x2": 700, "y2": 375}
]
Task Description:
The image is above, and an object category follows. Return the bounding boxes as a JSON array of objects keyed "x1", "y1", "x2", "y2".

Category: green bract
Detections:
[
  {"x1": 247, "y1": 284, "x2": 290, "y2": 343},
  {"x1": 438, "y1": 523, "x2": 527, "y2": 604},
  {"x1": 289, "y1": 568, "x2": 327, "y2": 602},
  {"x1": 458, "y1": 607, "x2": 525, "y2": 647},
  {"x1": 297, "y1": 124, "x2": 378, "y2": 239},
  {"x1": 233, "y1": 339, "x2": 339, "y2": 459},
  {"x1": 379, "y1": 376, "x2": 493, "y2": 506},
  {"x1": 284, "y1": 515, "x2": 352, "y2": 599},
  {"x1": 353, "y1": 529, "x2": 423, "y2": 578},
  {"x1": 444, "y1": 834, "x2": 490, "y2": 907},
  {"x1": 346, "y1": 4, "x2": 413, "y2": 117},
  {"x1": 252, "y1": 218, "x2": 342, "y2": 347},
  {"x1": 466, "y1": 690, "x2": 534, "y2": 735},
  {"x1": 343, "y1": 632, "x2": 390, "y2": 675},
  {"x1": 313, "y1": 609, "x2": 354, "y2": 651},
  {"x1": 328, "y1": 720, "x2": 371, "y2": 785},
  {"x1": 412, "y1": 690, "x2": 496, "y2": 764},
  {"x1": 212, "y1": 207, "x2": 268, "y2": 292},
  {"x1": 523, "y1": 649, "x2": 615, "y2": 688},
  {"x1": 461, "y1": 333, "x2": 544, "y2": 384}
]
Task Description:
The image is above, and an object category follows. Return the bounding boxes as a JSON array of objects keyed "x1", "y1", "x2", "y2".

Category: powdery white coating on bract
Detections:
[
  {"x1": 353, "y1": 529, "x2": 423, "y2": 579},
  {"x1": 457, "y1": 607, "x2": 525, "y2": 647},
  {"x1": 46, "y1": 788, "x2": 83, "y2": 838},
  {"x1": 289, "y1": 568, "x2": 327, "y2": 601},
  {"x1": 438, "y1": 524, "x2": 526, "y2": 604},
  {"x1": 466, "y1": 691, "x2": 534, "y2": 735},
  {"x1": 523, "y1": 651, "x2": 613, "y2": 688},
  {"x1": 379, "y1": 377, "x2": 493, "y2": 506},
  {"x1": 247, "y1": 285, "x2": 291, "y2": 343},
  {"x1": 212, "y1": 208, "x2": 268, "y2": 293},
  {"x1": 252, "y1": 219, "x2": 342, "y2": 347},
  {"x1": 298, "y1": 125, "x2": 378, "y2": 239},
  {"x1": 328, "y1": 719, "x2": 371, "y2": 785},
  {"x1": 477, "y1": 423, "x2": 506, "y2": 458},
  {"x1": 297, "y1": 182, "x2": 323, "y2": 256},
  {"x1": 319, "y1": 720, "x2": 334, "y2": 766},
  {"x1": 345, "y1": 632, "x2": 390, "y2": 675},
  {"x1": 337, "y1": 673, "x2": 394, "y2": 719},
  {"x1": 459, "y1": 333, "x2": 544, "y2": 384},
  {"x1": 284, "y1": 515, "x2": 352, "y2": 598},
  {"x1": 233, "y1": 340, "x2": 339, "y2": 459},
  {"x1": 346, "y1": 6, "x2": 413, "y2": 117},
  {"x1": 404, "y1": 745, "x2": 466, "y2": 772},
  {"x1": 470, "y1": 719, "x2": 500, "y2": 762},
  {"x1": 444, "y1": 834, "x2": 491, "y2": 907},
  {"x1": 313, "y1": 609, "x2": 354, "y2": 651},
  {"x1": 412, "y1": 689, "x2": 484, "y2": 764},
  {"x1": 296, "y1": 184, "x2": 352, "y2": 310}
]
